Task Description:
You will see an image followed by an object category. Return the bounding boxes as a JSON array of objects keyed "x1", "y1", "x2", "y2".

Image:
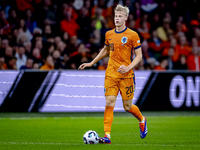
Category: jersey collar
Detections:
[{"x1": 115, "y1": 26, "x2": 127, "y2": 33}]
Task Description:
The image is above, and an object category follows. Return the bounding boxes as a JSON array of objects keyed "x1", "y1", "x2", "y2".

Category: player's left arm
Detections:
[{"x1": 117, "y1": 47, "x2": 142, "y2": 74}]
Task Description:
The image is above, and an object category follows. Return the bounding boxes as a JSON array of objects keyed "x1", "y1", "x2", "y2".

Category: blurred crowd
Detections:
[{"x1": 0, "y1": 0, "x2": 200, "y2": 71}]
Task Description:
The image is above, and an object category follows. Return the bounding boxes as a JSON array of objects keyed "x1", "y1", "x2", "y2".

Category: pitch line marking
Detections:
[
  {"x1": 0, "y1": 142, "x2": 199, "y2": 147},
  {"x1": 8, "y1": 117, "x2": 47, "y2": 120}
]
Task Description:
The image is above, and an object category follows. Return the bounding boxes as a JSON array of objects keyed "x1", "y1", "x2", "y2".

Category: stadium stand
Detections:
[{"x1": 0, "y1": 0, "x2": 200, "y2": 70}]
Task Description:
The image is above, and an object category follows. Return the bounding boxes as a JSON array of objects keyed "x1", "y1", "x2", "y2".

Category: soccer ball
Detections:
[{"x1": 83, "y1": 130, "x2": 99, "y2": 144}]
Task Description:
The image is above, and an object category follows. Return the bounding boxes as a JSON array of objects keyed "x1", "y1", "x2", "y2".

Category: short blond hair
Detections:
[{"x1": 114, "y1": 4, "x2": 129, "y2": 17}]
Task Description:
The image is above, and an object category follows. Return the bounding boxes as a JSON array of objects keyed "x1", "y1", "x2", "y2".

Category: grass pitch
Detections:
[{"x1": 0, "y1": 112, "x2": 200, "y2": 150}]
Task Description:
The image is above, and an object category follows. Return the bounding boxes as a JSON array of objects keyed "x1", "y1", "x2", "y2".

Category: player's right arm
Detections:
[{"x1": 78, "y1": 45, "x2": 110, "y2": 70}]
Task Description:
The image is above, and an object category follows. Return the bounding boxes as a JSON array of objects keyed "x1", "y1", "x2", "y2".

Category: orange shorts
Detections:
[{"x1": 104, "y1": 76, "x2": 135, "y2": 100}]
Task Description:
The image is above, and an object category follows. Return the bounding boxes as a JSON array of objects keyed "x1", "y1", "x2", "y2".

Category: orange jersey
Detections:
[{"x1": 105, "y1": 27, "x2": 141, "y2": 78}]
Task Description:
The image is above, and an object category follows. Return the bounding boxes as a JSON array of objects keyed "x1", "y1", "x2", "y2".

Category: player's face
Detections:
[{"x1": 114, "y1": 11, "x2": 127, "y2": 27}]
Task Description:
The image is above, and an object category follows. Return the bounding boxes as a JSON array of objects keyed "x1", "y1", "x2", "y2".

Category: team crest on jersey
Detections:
[{"x1": 121, "y1": 37, "x2": 128, "y2": 46}]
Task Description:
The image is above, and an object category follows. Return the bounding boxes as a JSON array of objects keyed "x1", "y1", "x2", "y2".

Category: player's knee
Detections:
[
  {"x1": 123, "y1": 104, "x2": 131, "y2": 111},
  {"x1": 106, "y1": 100, "x2": 115, "y2": 107},
  {"x1": 106, "y1": 96, "x2": 116, "y2": 107}
]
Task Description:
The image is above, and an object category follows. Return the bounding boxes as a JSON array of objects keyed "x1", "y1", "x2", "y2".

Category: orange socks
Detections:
[
  {"x1": 104, "y1": 106, "x2": 114, "y2": 134},
  {"x1": 103, "y1": 105, "x2": 142, "y2": 136},
  {"x1": 128, "y1": 104, "x2": 143, "y2": 122}
]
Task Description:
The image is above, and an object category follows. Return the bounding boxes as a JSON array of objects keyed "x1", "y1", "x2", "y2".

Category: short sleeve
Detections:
[
  {"x1": 132, "y1": 32, "x2": 141, "y2": 50},
  {"x1": 105, "y1": 32, "x2": 109, "y2": 46}
]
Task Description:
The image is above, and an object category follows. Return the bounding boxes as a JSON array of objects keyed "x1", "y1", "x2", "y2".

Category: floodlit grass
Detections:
[{"x1": 0, "y1": 112, "x2": 200, "y2": 150}]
